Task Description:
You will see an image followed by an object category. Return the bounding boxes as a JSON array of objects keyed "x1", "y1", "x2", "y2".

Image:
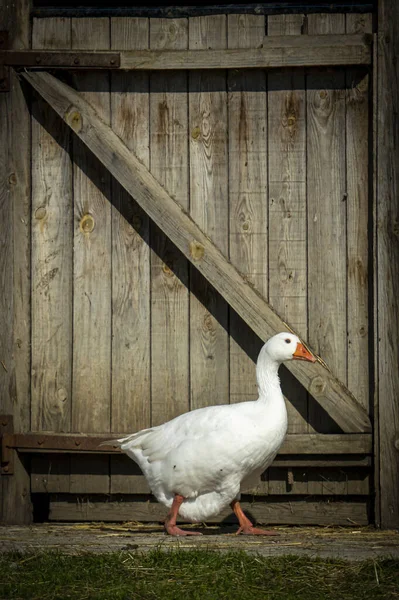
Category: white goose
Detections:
[{"x1": 109, "y1": 332, "x2": 316, "y2": 536}]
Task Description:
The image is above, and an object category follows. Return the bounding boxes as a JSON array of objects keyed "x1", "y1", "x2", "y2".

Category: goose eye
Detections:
[{"x1": 285, "y1": 338, "x2": 291, "y2": 344}]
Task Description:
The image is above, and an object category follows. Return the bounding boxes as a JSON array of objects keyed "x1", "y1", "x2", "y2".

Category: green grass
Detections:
[{"x1": 1, "y1": 550, "x2": 398, "y2": 600}]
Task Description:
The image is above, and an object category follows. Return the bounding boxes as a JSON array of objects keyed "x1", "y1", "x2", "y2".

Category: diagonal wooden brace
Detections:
[{"x1": 21, "y1": 70, "x2": 371, "y2": 433}]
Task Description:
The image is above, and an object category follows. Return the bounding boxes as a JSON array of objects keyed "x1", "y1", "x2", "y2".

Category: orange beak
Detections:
[{"x1": 293, "y1": 342, "x2": 316, "y2": 363}]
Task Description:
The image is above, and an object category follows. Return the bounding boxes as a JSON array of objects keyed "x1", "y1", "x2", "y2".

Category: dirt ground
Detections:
[{"x1": 0, "y1": 523, "x2": 398, "y2": 561}]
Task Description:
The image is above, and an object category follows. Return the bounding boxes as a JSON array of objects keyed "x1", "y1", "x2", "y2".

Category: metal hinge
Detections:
[
  {"x1": 0, "y1": 50, "x2": 120, "y2": 68},
  {"x1": 0, "y1": 32, "x2": 120, "y2": 92}
]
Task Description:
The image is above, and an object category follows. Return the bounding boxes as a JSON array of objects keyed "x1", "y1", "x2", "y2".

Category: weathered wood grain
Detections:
[
  {"x1": 307, "y1": 14, "x2": 347, "y2": 434},
  {"x1": 268, "y1": 13, "x2": 305, "y2": 35},
  {"x1": 345, "y1": 16, "x2": 372, "y2": 499},
  {"x1": 71, "y1": 18, "x2": 112, "y2": 436},
  {"x1": 0, "y1": 0, "x2": 32, "y2": 524},
  {"x1": 150, "y1": 18, "x2": 190, "y2": 425},
  {"x1": 109, "y1": 18, "x2": 151, "y2": 495},
  {"x1": 345, "y1": 14, "x2": 371, "y2": 411},
  {"x1": 70, "y1": 18, "x2": 112, "y2": 494},
  {"x1": 110, "y1": 18, "x2": 150, "y2": 436},
  {"x1": 31, "y1": 455, "x2": 70, "y2": 493},
  {"x1": 227, "y1": 14, "x2": 267, "y2": 407},
  {"x1": 189, "y1": 16, "x2": 229, "y2": 410},
  {"x1": 377, "y1": 0, "x2": 399, "y2": 528},
  {"x1": 282, "y1": 433, "x2": 371, "y2": 454},
  {"x1": 31, "y1": 18, "x2": 72, "y2": 433},
  {"x1": 21, "y1": 70, "x2": 372, "y2": 433},
  {"x1": 118, "y1": 34, "x2": 371, "y2": 69},
  {"x1": 49, "y1": 494, "x2": 370, "y2": 525},
  {"x1": 268, "y1": 14, "x2": 308, "y2": 437},
  {"x1": 0, "y1": 33, "x2": 372, "y2": 70}
]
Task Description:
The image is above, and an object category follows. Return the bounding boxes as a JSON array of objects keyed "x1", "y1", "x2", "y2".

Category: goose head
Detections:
[{"x1": 263, "y1": 332, "x2": 316, "y2": 365}]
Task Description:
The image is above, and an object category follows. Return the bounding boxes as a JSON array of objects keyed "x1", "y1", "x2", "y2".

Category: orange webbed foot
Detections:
[{"x1": 165, "y1": 523, "x2": 203, "y2": 536}]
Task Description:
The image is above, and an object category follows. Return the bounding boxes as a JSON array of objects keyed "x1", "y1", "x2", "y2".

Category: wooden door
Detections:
[{"x1": 28, "y1": 12, "x2": 372, "y2": 525}]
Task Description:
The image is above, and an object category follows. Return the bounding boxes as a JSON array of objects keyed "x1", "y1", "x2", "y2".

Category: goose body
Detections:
[{"x1": 110, "y1": 332, "x2": 316, "y2": 533}]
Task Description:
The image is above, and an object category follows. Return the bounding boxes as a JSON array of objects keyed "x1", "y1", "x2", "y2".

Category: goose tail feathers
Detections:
[{"x1": 99, "y1": 428, "x2": 155, "y2": 449}]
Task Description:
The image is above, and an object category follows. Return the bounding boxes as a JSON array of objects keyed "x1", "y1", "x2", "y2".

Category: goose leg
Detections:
[
  {"x1": 230, "y1": 499, "x2": 278, "y2": 536},
  {"x1": 164, "y1": 494, "x2": 202, "y2": 536}
]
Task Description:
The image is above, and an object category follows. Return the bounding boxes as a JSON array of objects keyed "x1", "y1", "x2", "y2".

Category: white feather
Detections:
[{"x1": 108, "y1": 332, "x2": 306, "y2": 522}]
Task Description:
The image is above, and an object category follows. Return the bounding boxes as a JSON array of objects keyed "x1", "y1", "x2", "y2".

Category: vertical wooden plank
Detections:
[
  {"x1": 268, "y1": 12, "x2": 305, "y2": 35},
  {"x1": 71, "y1": 18, "x2": 111, "y2": 494},
  {"x1": 372, "y1": 31, "x2": 380, "y2": 527},
  {"x1": 267, "y1": 14, "x2": 308, "y2": 498},
  {"x1": 227, "y1": 15, "x2": 267, "y2": 407},
  {"x1": 110, "y1": 17, "x2": 150, "y2": 494},
  {"x1": 189, "y1": 15, "x2": 229, "y2": 410},
  {"x1": 377, "y1": 0, "x2": 399, "y2": 529},
  {"x1": 31, "y1": 18, "x2": 72, "y2": 433},
  {"x1": 305, "y1": 14, "x2": 347, "y2": 497},
  {"x1": 345, "y1": 14, "x2": 371, "y2": 412},
  {"x1": 149, "y1": 18, "x2": 190, "y2": 426},
  {"x1": 0, "y1": 0, "x2": 32, "y2": 524},
  {"x1": 345, "y1": 13, "x2": 373, "y2": 36},
  {"x1": 307, "y1": 14, "x2": 346, "y2": 434},
  {"x1": 268, "y1": 14, "x2": 308, "y2": 435},
  {"x1": 110, "y1": 18, "x2": 150, "y2": 434}
]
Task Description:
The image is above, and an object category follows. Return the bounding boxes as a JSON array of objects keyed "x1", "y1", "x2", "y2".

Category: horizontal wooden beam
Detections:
[
  {"x1": 22, "y1": 70, "x2": 371, "y2": 434},
  {"x1": 119, "y1": 35, "x2": 371, "y2": 69},
  {"x1": 7, "y1": 35, "x2": 371, "y2": 70},
  {"x1": 32, "y1": 5, "x2": 375, "y2": 19},
  {"x1": 281, "y1": 433, "x2": 372, "y2": 454},
  {"x1": 3, "y1": 432, "x2": 372, "y2": 455},
  {"x1": 49, "y1": 495, "x2": 370, "y2": 525}
]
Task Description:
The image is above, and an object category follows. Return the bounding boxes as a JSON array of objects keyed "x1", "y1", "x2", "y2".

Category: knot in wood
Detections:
[
  {"x1": 162, "y1": 263, "x2": 173, "y2": 277},
  {"x1": 65, "y1": 108, "x2": 83, "y2": 133},
  {"x1": 204, "y1": 313, "x2": 213, "y2": 331},
  {"x1": 394, "y1": 439, "x2": 399, "y2": 452},
  {"x1": 191, "y1": 126, "x2": 201, "y2": 140},
  {"x1": 190, "y1": 240, "x2": 205, "y2": 261},
  {"x1": 57, "y1": 388, "x2": 68, "y2": 402},
  {"x1": 168, "y1": 22, "x2": 178, "y2": 38},
  {"x1": 8, "y1": 172, "x2": 17, "y2": 185},
  {"x1": 35, "y1": 207, "x2": 47, "y2": 220},
  {"x1": 80, "y1": 213, "x2": 95, "y2": 234},
  {"x1": 309, "y1": 375, "x2": 327, "y2": 397}
]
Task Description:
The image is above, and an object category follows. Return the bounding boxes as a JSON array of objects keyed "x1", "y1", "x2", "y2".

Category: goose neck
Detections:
[{"x1": 256, "y1": 352, "x2": 282, "y2": 399}]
